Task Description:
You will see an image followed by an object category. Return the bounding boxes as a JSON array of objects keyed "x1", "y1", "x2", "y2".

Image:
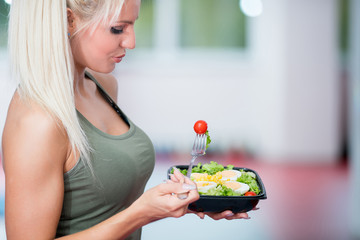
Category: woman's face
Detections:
[{"x1": 70, "y1": 0, "x2": 140, "y2": 73}]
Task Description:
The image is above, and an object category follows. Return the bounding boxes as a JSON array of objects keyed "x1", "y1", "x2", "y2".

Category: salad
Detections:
[
  {"x1": 179, "y1": 121, "x2": 259, "y2": 196},
  {"x1": 172, "y1": 161, "x2": 261, "y2": 197}
]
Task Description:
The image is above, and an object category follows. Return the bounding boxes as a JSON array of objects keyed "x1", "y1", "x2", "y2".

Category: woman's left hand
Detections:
[
  {"x1": 169, "y1": 168, "x2": 252, "y2": 220},
  {"x1": 187, "y1": 209, "x2": 250, "y2": 220}
]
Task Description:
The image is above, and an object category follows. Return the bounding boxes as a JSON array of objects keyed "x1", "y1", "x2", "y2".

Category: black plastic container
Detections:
[{"x1": 167, "y1": 165, "x2": 267, "y2": 213}]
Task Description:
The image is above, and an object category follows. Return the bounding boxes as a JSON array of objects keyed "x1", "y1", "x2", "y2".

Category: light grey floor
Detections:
[{"x1": 0, "y1": 218, "x2": 5, "y2": 240}]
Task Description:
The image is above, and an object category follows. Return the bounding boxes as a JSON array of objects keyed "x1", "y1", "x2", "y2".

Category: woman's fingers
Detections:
[
  {"x1": 205, "y1": 210, "x2": 250, "y2": 220},
  {"x1": 158, "y1": 181, "x2": 197, "y2": 200},
  {"x1": 183, "y1": 175, "x2": 196, "y2": 186},
  {"x1": 169, "y1": 167, "x2": 197, "y2": 188},
  {"x1": 204, "y1": 210, "x2": 233, "y2": 220},
  {"x1": 169, "y1": 174, "x2": 179, "y2": 183},
  {"x1": 132, "y1": 181, "x2": 200, "y2": 222},
  {"x1": 161, "y1": 182, "x2": 199, "y2": 216},
  {"x1": 169, "y1": 169, "x2": 197, "y2": 200},
  {"x1": 172, "y1": 167, "x2": 185, "y2": 183},
  {"x1": 226, "y1": 212, "x2": 250, "y2": 220},
  {"x1": 188, "y1": 209, "x2": 250, "y2": 220},
  {"x1": 187, "y1": 209, "x2": 205, "y2": 219}
]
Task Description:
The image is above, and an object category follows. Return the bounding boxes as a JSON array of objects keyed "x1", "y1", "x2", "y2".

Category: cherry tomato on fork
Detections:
[{"x1": 194, "y1": 120, "x2": 208, "y2": 134}]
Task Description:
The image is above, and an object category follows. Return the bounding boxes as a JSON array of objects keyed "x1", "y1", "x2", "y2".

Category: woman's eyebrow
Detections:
[
  {"x1": 116, "y1": 17, "x2": 139, "y2": 24},
  {"x1": 117, "y1": 20, "x2": 134, "y2": 24}
]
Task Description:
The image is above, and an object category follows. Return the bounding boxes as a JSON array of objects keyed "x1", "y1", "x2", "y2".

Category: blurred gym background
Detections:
[{"x1": 1, "y1": 0, "x2": 359, "y2": 239}]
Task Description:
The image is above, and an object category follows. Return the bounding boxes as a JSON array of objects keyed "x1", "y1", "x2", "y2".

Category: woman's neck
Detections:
[{"x1": 73, "y1": 65, "x2": 87, "y2": 95}]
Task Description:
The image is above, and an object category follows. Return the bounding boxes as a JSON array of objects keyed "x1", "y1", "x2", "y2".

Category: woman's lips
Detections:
[{"x1": 113, "y1": 54, "x2": 125, "y2": 63}]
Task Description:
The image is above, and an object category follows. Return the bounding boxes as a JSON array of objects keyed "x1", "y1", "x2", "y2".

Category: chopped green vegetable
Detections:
[
  {"x1": 191, "y1": 163, "x2": 203, "y2": 173},
  {"x1": 202, "y1": 161, "x2": 224, "y2": 175},
  {"x1": 247, "y1": 171, "x2": 256, "y2": 179},
  {"x1": 205, "y1": 130, "x2": 211, "y2": 150},
  {"x1": 225, "y1": 164, "x2": 234, "y2": 170},
  {"x1": 180, "y1": 169, "x2": 187, "y2": 176},
  {"x1": 237, "y1": 171, "x2": 260, "y2": 194},
  {"x1": 200, "y1": 185, "x2": 242, "y2": 196},
  {"x1": 185, "y1": 162, "x2": 233, "y2": 175}
]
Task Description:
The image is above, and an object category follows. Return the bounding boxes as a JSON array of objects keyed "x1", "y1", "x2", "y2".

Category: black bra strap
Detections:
[{"x1": 85, "y1": 72, "x2": 130, "y2": 126}]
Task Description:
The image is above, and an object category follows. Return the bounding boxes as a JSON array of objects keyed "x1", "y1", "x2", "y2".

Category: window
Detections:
[
  {"x1": 135, "y1": 0, "x2": 155, "y2": 48},
  {"x1": 0, "y1": 1, "x2": 10, "y2": 48},
  {"x1": 0, "y1": 0, "x2": 249, "y2": 50},
  {"x1": 339, "y1": 0, "x2": 349, "y2": 55},
  {"x1": 180, "y1": 0, "x2": 247, "y2": 48},
  {"x1": 134, "y1": 0, "x2": 248, "y2": 50}
]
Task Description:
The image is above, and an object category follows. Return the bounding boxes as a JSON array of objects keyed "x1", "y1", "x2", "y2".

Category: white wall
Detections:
[
  {"x1": 283, "y1": 0, "x2": 340, "y2": 161},
  {"x1": 349, "y1": 0, "x2": 360, "y2": 237},
  {"x1": 245, "y1": 0, "x2": 340, "y2": 162}
]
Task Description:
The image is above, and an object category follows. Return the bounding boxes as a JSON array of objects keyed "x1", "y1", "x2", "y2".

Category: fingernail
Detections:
[
  {"x1": 243, "y1": 217, "x2": 251, "y2": 220},
  {"x1": 226, "y1": 213, "x2": 235, "y2": 217},
  {"x1": 173, "y1": 167, "x2": 179, "y2": 173},
  {"x1": 182, "y1": 183, "x2": 196, "y2": 190},
  {"x1": 177, "y1": 193, "x2": 188, "y2": 199}
]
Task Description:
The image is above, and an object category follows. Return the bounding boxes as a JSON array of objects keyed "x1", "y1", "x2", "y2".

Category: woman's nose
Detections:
[{"x1": 121, "y1": 27, "x2": 136, "y2": 49}]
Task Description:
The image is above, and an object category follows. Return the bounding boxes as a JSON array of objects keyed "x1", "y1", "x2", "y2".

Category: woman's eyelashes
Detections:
[{"x1": 110, "y1": 26, "x2": 124, "y2": 34}]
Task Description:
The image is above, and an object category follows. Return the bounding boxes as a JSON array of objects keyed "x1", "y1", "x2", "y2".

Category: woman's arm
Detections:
[{"x1": 3, "y1": 94, "x2": 68, "y2": 239}]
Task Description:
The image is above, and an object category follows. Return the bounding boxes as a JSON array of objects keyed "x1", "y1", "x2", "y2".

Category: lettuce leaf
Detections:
[
  {"x1": 191, "y1": 163, "x2": 203, "y2": 173},
  {"x1": 237, "y1": 171, "x2": 260, "y2": 194},
  {"x1": 225, "y1": 164, "x2": 234, "y2": 170},
  {"x1": 201, "y1": 161, "x2": 224, "y2": 175},
  {"x1": 200, "y1": 185, "x2": 242, "y2": 196},
  {"x1": 205, "y1": 130, "x2": 211, "y2": 150}
]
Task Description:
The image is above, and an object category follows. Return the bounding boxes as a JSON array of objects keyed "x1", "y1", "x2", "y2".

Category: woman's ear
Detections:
[{"x1": 67, "y1": 8, "x2": 76, "y2": 35}]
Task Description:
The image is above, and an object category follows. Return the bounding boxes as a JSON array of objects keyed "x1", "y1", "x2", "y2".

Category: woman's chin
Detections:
[{"x1": 86, "y1": 65, "x2": 116, "y2": 74}]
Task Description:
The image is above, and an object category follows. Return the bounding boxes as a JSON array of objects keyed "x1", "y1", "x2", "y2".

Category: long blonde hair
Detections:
[{"x1": 8, "y1": 0, "x2": 125, "y2": 171}]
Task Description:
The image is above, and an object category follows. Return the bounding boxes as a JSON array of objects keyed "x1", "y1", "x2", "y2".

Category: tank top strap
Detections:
[{"x1": 84, "y1": 71, "x2": 129, "y2": 126}]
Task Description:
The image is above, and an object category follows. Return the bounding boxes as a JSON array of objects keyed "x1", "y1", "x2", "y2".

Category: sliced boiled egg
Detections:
[
  {"x1": 219, "y1": 170, "x2": 242, "y2": 181},
  {"x1": 191, "y1": 172, "x2": 209, "y2": 182},
  {"x1": 196, "y1": 181, "x2": 217, "y2": 193},
  {"x1": 223, "y1": 181, "x2": 250, "y2": 194}
]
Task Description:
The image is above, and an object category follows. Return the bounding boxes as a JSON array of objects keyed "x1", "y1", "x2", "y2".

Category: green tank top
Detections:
[{"x1": 56, "y1": 73, "x2": 155, "y2": 239}]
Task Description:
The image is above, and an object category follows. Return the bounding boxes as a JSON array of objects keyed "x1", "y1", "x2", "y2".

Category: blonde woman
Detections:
[{"x1": 2, "y1": 0, "x2": 249, "y2": 239}]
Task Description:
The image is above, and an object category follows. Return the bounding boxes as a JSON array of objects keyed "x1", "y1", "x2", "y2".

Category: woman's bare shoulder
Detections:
[
  {"x1": 87, "y1": 69, "x2": 119, "y2": 101},
  {"x1": 3, "y1": 92, "x2": 67, "y2": 138},
  {"x1": 2, "y1": 92, "x2": 69, "y2": 168}
]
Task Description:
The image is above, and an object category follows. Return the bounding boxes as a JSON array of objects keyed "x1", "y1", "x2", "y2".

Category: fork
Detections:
[
  {"x1": 176, "y1": 133, "x2": 207, "y2": 199},
  {"x1": 186, "y1": 133, "x2": 207, "y2": 178}
]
